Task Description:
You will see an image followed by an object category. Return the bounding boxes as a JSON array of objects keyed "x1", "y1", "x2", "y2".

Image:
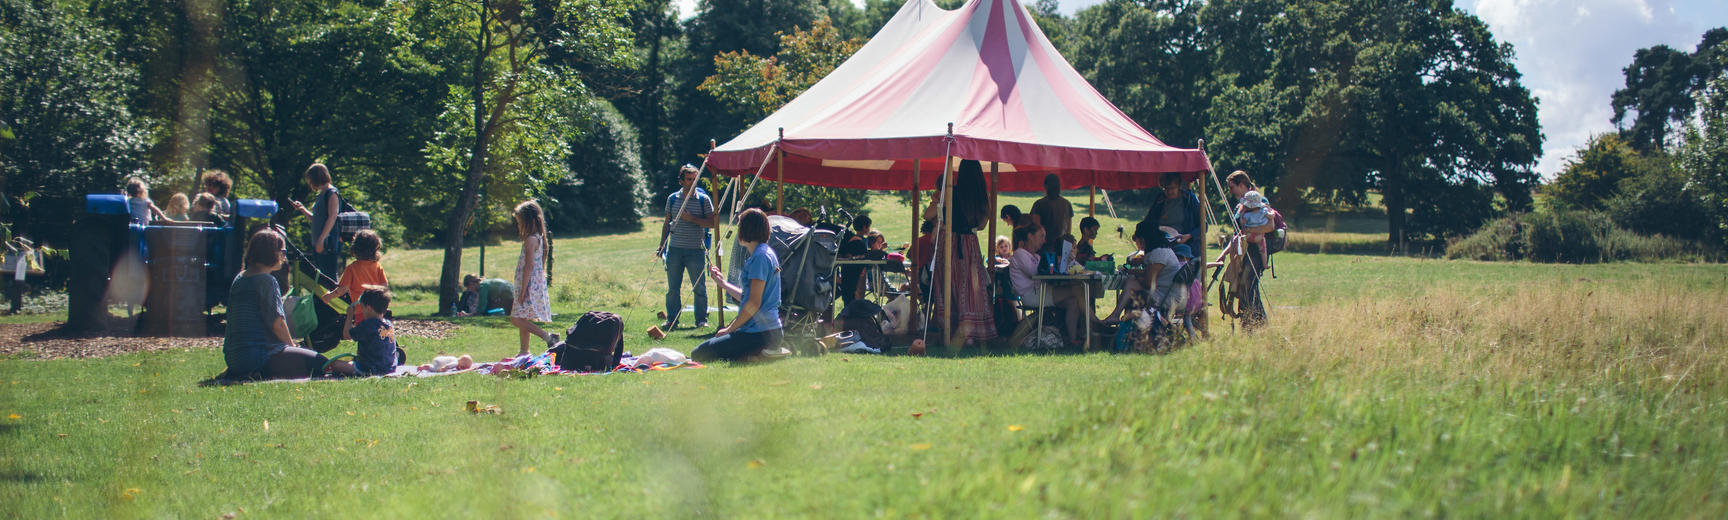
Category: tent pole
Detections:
[
  {"x1": 776, "y1": 128, "x2": 785, "y2": 214},
  {"x1": 1089, "y1": 186, "x2": 1096, "y2": 217},
  {"x1": 941, "y1": 153, "x2": 955, "y2": 347},
  {"x1": 910, "y1": 160, "x2": 922, "y2": 319},
  {"x1": 987, "y1": 161, "x2": 998, "y2": 302}
]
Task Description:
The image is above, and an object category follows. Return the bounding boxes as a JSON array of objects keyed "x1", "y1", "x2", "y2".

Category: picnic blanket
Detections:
[{"x1": 201, "y1": 350, "x2": 702, "y2": 385}]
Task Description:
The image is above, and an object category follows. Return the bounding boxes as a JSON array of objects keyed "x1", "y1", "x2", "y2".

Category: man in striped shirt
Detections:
[{"x1": 657, "y1": 164, "x2": 717, "y2": 330}]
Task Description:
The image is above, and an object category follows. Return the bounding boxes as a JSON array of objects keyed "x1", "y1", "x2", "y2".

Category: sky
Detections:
[{"x1": 674, "y1": 0, "x2": 1728, "y2": 177}]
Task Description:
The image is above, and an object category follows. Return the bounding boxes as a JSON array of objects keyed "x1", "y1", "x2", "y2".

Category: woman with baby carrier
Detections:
[{"x1": 695, "y1": 208, "x2": 783, "y2": 361}]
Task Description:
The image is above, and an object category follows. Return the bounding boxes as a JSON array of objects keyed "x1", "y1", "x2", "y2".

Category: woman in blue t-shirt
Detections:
[{"x1": 696, "y1": 208, "x2": 783, "y2": 361}]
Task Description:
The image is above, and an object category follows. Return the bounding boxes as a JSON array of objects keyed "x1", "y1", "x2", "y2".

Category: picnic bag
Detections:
[
  {"x1": 837, "y1": 300, "x2": 888, "y2": 352},
  {"x1": 336, "y1": 196, "x2": 371, "y2": 242},
  {"x1": 552, "y1": 311, "x2": 625, "y2": 372}
]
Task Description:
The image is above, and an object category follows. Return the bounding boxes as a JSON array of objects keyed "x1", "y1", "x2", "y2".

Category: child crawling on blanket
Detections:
[{"x1": 325, "y1": 288, "x2": 398, "y2": 377}]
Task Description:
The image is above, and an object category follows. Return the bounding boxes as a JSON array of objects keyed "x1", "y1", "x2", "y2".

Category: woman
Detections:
[
  {"x1": 697, "y1": 208, "x2": 784, "y2": 361},
  {"x1": 223, "y1": 229, "x2": 325, "y2": 379},
  {"x1": 290, "y1": 163, "x2": 342, "y2": 278},
  {"x1": 923, "y1": 160, "x2": 996, "y2": 343},
  {"x1": 1223, "y1": 170, "x2": 1269, "y2": 327}
]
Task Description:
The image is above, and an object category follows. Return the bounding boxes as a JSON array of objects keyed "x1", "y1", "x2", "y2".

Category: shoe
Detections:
[
  {"x1": 658, "y1": 321, "x2": 676, "y2": 331},
  {"x1": 761, "y1": 346, "x2": 793, "y2": 359},
  {"x1": 694, "y1": 320, "x2": 710, "y2": 329}
]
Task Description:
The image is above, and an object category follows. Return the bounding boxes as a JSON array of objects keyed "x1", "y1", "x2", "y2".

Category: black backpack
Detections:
[
  {"x1": 551, "y1": 311, "x2": 625, "y2": 372},
  {"x1": 838, "y1": 300, "x2": 889, "y2": 352}
]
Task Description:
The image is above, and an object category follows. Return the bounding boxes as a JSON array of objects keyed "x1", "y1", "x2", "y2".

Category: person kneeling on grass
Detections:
[
  {"x1": 325, "y1": 288, "x2": 399, "y2": 377},
  {"x1": 694, "y1": 208, "x2": 785, "y2": 362},
  {"x1": 222, "y1": 229, "x2": 326, "y2": 380}
]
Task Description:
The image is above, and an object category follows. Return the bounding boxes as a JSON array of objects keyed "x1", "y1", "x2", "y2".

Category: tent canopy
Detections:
[{"x1": 708, "y1": 0, "x2": 1209, "y2": 192}]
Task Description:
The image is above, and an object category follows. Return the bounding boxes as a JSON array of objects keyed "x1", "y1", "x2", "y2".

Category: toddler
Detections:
[
  {"x1": 326, "y1": 288, "x2": 399, "y2": 377},
  {"x1": 323, "y1": 229, "x2": 388, "y2": 339},
  {"x1": 1235, "y1": 191, "x2": 1272, "y2": 268}
]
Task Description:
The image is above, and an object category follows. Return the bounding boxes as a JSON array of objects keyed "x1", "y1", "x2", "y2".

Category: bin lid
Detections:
[
  {"x1": 235, "y1": 199, "x2": 278, "y2": 219},
  {"x1": 85, "y1": 194, "x2": 129, "y2": 215}
]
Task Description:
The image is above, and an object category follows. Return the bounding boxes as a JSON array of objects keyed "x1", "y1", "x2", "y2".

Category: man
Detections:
[
  {"x1": 1028, "y1": 173, "x2": 1074, "y2": 256},
  {"x1": 657, "y1": 164, "x2": 717, "y2": 330},
  {"x1": 1142, "y1": 172, "x2": 1207, "y2": 333}
]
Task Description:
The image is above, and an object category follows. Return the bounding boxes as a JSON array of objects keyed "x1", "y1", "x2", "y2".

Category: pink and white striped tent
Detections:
[{"x1": 708, "y1": 0, "x2": 1210, "y2": 192}]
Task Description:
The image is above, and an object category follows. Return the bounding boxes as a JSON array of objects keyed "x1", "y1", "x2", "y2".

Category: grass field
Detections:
[{"x1": 3, "y1": 193, "x2": 1726, "y2": 517}]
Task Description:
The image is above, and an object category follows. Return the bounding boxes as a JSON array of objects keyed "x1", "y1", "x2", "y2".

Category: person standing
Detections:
[
  {"x1": 924, "y1": 160, "x2": 997, "y2": 344},
  {"x1": 1029, "y1": 173, "x2": 1074, "y2": 254},
  {"x1": 290, "y1": 163, "x2": 342, "y2": 279},
  {"x1": 656, "y1": 164, "x2": 717, "y2": 331}
]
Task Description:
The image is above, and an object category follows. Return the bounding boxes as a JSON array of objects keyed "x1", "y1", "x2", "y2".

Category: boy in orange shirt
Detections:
[{"x1": 322, "y1": 229, "x2": 388, "y2": 340}]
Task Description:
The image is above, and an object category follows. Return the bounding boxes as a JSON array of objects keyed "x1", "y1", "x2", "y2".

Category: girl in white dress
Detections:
[{"x1": 509, "y1": 200, "x2": 557, "y2": 355}]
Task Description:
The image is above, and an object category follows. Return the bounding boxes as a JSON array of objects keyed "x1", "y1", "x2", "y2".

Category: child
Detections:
[
  {"x1": 509, "y1": 200, "x2": 558, "y2": 356},
  {"x1": 189, "y1": 193, "x2": 226, "y2": 226},
  {"x1": 839, "y1": 214, "x2": 873, "y2": 303},
  {"x1": 164, "y1": 193, "x2": 190, "y2": 221},
  {"x1": 1236, "y1": 191, "x2": 1273, "y2": 268},
  {"x1": 124, "y1": 177, "x2": 168, "y2": 224},
  {"x1": 1075, "y1": 217, "x2": 1109, "y2": 263},
  {"x1": 200, "y1": 169, "x2": 233, "y2": 217},
  {"x1": 322, "y1": 230, "x2": 387, "y2": 339},
  {"x1": 325, "y1": 288, "x2": 399, "y2": 377}
]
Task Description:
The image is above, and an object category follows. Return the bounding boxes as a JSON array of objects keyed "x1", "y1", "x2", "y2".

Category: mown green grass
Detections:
[{"x1": 3, "y1": 193, "x2": 1727, "y2": 517}]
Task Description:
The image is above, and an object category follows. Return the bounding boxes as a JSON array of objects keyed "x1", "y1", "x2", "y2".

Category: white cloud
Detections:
[{"x1": 1462, "y1": 0, "x2": 1717, "y2": 177}]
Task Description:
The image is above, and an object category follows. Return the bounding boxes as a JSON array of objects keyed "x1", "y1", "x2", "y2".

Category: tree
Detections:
[
  {"x1": 543, "y1": 98, "x2": 652, "y2": 233},
  {"x1": 0, "y1": 0, "x2": 152, "y2": 240},
  {"x1": 698, "y1": 18, "x2": 869, "y2": 213},
  {"x1": 1611, "y1": 27, "x2": 1728, "y2": 152},
  {"x1": 1069, "y1": 0, "x2": 1208, "y2": 153},
  {"x1": 1680, "y1": 73, "x2": 1728, "y2": 245},
  {"x1": 425, "y1": 0, "x2": 633, "y2": 315},
  {"x1": 1548, "y1": 133, "x2": 1654, "y2": 210}
]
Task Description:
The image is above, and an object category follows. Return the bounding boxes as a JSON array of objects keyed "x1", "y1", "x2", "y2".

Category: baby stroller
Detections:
[
  {"x1": 733, "y1": 214, "x2": 840, "y2": 343},
  {"x1": 277, "y1": 225, "x2": 348, "y2": 353}
]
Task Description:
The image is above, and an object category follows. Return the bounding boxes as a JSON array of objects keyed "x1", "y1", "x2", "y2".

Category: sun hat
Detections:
[{"x1": 1242, "y1": 191, "x2": 1267, "y2": 209}]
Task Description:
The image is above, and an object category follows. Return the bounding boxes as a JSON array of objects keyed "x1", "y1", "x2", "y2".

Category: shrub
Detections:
[{"x1": 1447, "y1": 209, "x2": 1723, "y2": 263}]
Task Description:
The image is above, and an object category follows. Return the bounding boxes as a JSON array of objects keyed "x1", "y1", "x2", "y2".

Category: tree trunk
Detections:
[
  {"x1": 437, "y1": 1, "x2": 494, "y2": 316},
  {"x1": 1382, "y1": 168, "x2": 1406, "y2": 252}
]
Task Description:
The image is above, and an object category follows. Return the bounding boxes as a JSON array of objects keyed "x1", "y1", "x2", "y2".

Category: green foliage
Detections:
[
  {"x1": 1446, "y1": 209, "x2": 1720, "y2": 263},
  {"x1": 1549, "y1": 133, "x2": 1660, "y2": 211},
  {"x1": 1604, "y1": 153, "x2": 1709, "y2": 241},
  {"x1": 0, "y1": 0, "x2": 151, "y2": 202},
  {"x1": 1611, "y1": 28, "x2": 1728, "y2": 152},
  {"x1": 697, "y1": 18, "x2": 870, "y2": 215},
  {"x1": 1681, "y1": 73, "x2": 1728, "y2": 247},
  {"x1": 545, "y1": 98, "x2": 652, "y2": 232}
]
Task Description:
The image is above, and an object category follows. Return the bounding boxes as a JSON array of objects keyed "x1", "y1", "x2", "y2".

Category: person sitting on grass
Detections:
[
  {"x1": 222, "y1": 229, "x2": 325, "y2": 380},
  {"x1": 325, "y1": 288, "x2": 399, "y2": 377},
  {"x1": 695, "y1": 208, "x2": 785, "y2": 362},
  {"x1": 456, "y1": 274, "x2": 515, "y2": 317},
  {"x1": 322, "y1": 229, "x2": 388, "y2": 340}
]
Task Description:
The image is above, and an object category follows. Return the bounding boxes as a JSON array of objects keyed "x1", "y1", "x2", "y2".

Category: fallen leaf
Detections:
[
  {"x1": 910, "y1": 443, "x2": 931, "y2": 451},
  {"x1": 747, "y1": 459, "x2": 765, "y2": 469},
  {"x1": 6, "y1": 413, "x2": 18, "y2": 420},
  {"x1": 263, "y1": 420, "x2": 269, "y2": 431},
  {"x1": 120, "y1": 487, "x2": 141, "y2": 500},
  {"x1": 1008, "y1": 425, "x2": 1025, "y2": 432},
  {"x1": 911, "y1": 413, "x2": 923, "y2": 419},
  {"x1": 810, "y1": 383, "x2": 823, "y2": 390}
]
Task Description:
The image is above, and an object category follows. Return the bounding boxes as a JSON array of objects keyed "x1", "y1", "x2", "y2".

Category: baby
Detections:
[
  {"x1": 1236, "y1": 191, "x2": 1273, "y2": 268},
  {"x1": 418, "y1": 354, "x2": 475, "y2": 373}
]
